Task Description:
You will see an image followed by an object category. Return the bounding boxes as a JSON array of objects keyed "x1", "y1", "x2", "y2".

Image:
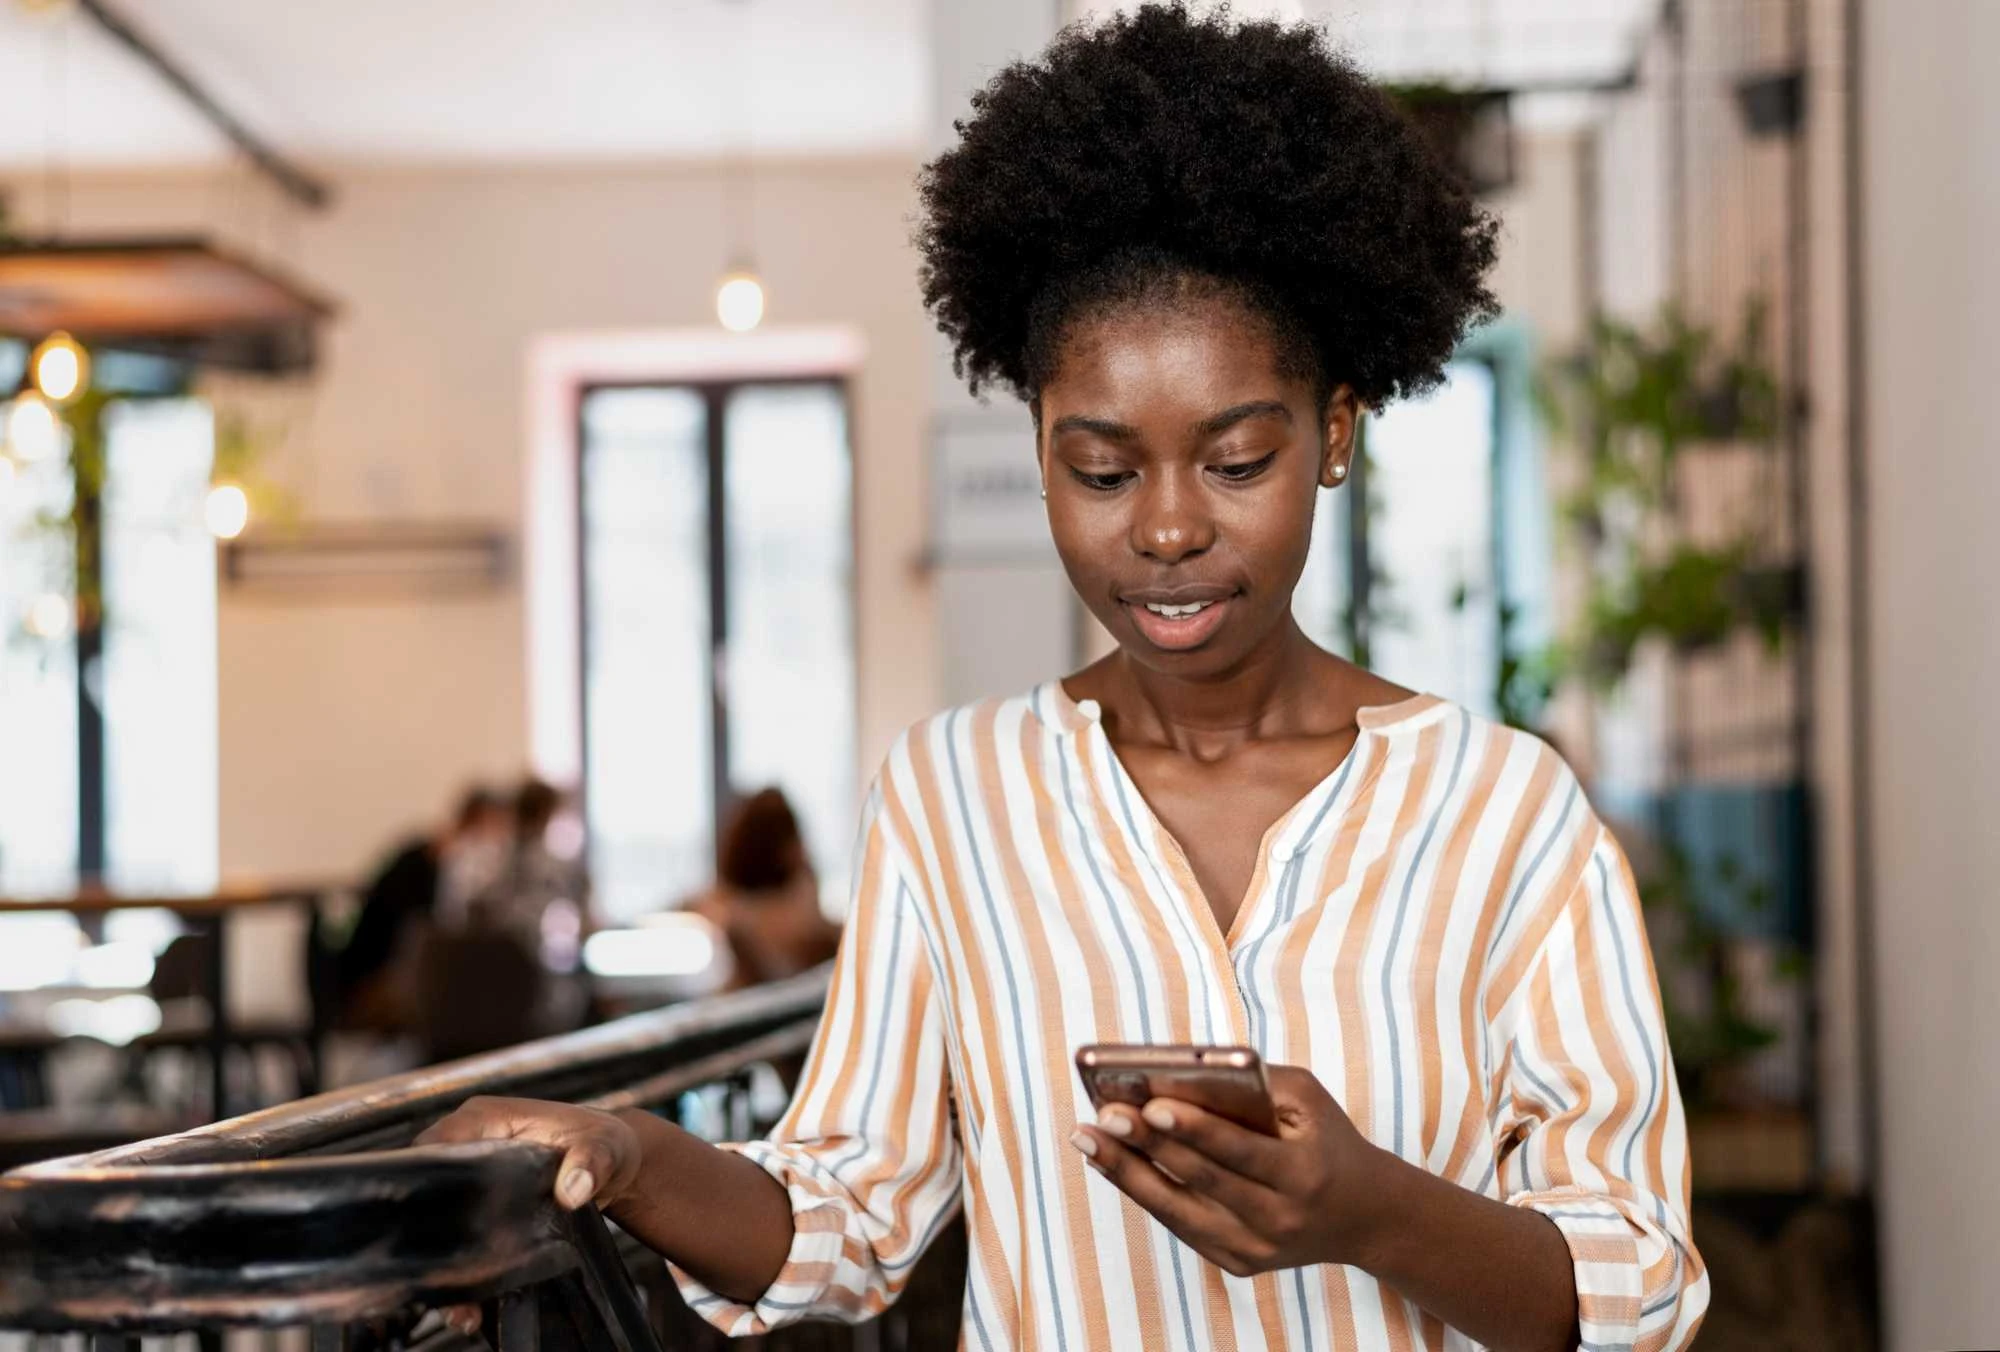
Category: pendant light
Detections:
[
  {"x1": 29, "y1": 330, "x2": 88, "y2": 403},
  {"x1": 713, "y1": 0, "x2": 765, "y2": 332}
]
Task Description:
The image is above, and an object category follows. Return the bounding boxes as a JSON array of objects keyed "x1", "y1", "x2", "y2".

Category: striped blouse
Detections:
[{"x1": 675, "y1": 682, "x2": 1708, "y2": 1351}]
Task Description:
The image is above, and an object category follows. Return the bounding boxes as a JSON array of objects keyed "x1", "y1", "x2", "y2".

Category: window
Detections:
[
  {"x1": 0, "y1": 394, "x2": 219, "y2": 898},
  {"x1": 577, "y1": 379, "x2": 854, "y2": 922},
  {"x1": 1294, "y1": 356, "x2": 1517, "y2": 720}
]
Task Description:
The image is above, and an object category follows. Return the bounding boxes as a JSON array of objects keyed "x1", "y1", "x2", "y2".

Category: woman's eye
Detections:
[
  {"x1": 1212, "y1": 451, "x2": 1278, "y2": 482},
  {"x1": 1068, "y1": 467, "x2": 1134, "y2": 491}
]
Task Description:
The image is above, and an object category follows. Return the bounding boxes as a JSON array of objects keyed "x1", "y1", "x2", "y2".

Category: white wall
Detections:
[
  {"x1": 1, "y1": 157, "x2": 937, "y2": 881},
  {"x1": 1858, "y1": 1, "x2": 2000, "y2": 1346}
]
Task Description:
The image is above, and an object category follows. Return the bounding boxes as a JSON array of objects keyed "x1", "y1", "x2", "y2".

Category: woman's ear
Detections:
[{"x1": 1320, "y1": 386, "x2": 1360, "y2": 489}]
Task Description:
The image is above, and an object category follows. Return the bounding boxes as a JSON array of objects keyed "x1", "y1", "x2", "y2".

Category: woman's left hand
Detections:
[{"x1": 1070, "y1": 1063, "x2": 1393, "y2": 1278}]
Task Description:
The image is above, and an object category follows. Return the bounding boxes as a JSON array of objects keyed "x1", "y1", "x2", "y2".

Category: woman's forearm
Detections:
[
  {"x1": 602, "y1": 1108, "x2": 797, "y2": 1305},
  {"x1": 1352, "y1": 1149, "x2": 1579, "y2": 1352}
]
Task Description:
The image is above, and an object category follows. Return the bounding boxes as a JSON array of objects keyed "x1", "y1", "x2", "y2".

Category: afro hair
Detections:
[{"x1": 916, "y1": 2, "x2": 1501, "y2": 409}]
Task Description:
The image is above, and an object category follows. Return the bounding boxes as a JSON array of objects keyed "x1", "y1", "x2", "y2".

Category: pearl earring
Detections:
[{"x1": 1331, "y1": 463, "x2": 1348, "y2": 480}]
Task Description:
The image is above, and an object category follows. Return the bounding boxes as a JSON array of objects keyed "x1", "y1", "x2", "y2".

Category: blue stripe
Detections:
[
  {"x1": 1048, "y1": 697, "x2": 1157, "y2": 1044},
  {"x1": 1382, "y1": 713, "x2": 1471, "y2": 1156},
  {"x1": 967, "y1": 1286, "x2": 998, "y2": 1352},
  {"x1": 1594, "y1": 852, "x2": 1662, "y2": 1186},
  {"x1": 905, "y1": 885, "x2": 980, "y2": 1163},
  {"x1": 1038, "y1": 689, "x2": 1198, "y2": 1352},
  {"x1": 1516, "y1": 1056, "x2": 1573, "y2": 1119},
  {"x1": 1485, "y1": 779, "x2": 1582, "y2": 968},
  {"x1": 1106, "y1": 761, "x2": 1220, "y2": 1044},
  {"x1": 819, "y1": 885, "x2": 908, "y2": 1176},
  {"x1": 1641, "y1": 1245, "x2": 1683, "y2": 1317},
  {"x1": 943, "y1": 709, "x2": 1072, "y2": 1352},
  {"x1": 1233, "y1": 746, "x2": 1365, "y2": 1052},
  {"x1": 1290, "y1": 1265, "x2": 1317, "y2": 1351}
]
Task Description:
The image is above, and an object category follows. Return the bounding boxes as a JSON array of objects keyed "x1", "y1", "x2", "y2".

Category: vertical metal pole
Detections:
[
  {"x1": 497, "y1": 1288, "x2": 542, "y2": 1352},
  {"x1": 206, "y1": 912, "x2": 231, "y2": 1121},
  {"x1": 76, "y1": 465, "x2": 106, "y2": 885},
  {"x1": 705, "y1": 386, "x2": 733, "y2": 841}
]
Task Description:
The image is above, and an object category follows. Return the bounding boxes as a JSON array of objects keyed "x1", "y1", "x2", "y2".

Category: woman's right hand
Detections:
[
  {"x1": 416, "y1": 1096, "x2": 643, "y2": 1213},
  {"x1": 416, "y1": 1098, "x2": 646, "y2": 1338}
]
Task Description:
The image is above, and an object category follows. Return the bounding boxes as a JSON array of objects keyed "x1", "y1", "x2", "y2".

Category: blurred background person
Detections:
[
  {"x1": 330, "y1": 785, "x2": 511, "y2": 1035},
  {"x1": 688, "y1": 787, "x2": 840, "y2": 993}
]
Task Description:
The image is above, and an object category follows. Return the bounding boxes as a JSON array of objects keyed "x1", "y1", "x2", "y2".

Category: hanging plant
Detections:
[
  {"x1": 1533, "y1": 296, "x2": 1792, "y2": 688},
  {"x1": 3, "y1": 343, "x2": 288, "y2": 648}
]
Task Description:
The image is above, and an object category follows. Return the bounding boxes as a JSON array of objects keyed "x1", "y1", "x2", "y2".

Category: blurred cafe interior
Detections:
[{"x1": 0, "y1": 0, "x2": 1992, "y2": 1348}]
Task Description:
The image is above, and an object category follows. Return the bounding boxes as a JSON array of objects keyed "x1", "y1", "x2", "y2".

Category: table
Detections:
[{"x1": 0, "y1": 881, "x2": 341, "y2": 1120}]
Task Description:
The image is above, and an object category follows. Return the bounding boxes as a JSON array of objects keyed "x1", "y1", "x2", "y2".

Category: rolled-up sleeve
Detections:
[
  {"x1": 672, "y1": 780, "x2": 962, "y2": 1335},
  {"x1": 1497, "y1": 828, "x2": 1708, "y2": 1352}
]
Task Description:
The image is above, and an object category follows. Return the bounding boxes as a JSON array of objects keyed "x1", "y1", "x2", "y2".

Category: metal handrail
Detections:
[
  {"x1": 15, "y1": 967, "x2": 827, "y2": 1172},
  {"x1": 0, "y1": 969, "x2": 834, "y2": 1339}
]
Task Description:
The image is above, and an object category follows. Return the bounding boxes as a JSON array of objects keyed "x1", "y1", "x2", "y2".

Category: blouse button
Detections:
[{"x1": 1076, "y1": 698, "x2": 1102, "y2": 722}]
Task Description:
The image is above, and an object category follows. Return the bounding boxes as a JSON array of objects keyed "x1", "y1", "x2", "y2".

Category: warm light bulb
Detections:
[
  {"x1": 716, "y1": 270, "x2": 766, "y2": 333},
  {"x1": 205, "y1": 482, "x2": 250, "y2": 540},
  {"x1": 30, "y1": 332, "x2": 88, "y2": 404},
  {"x1": 5, "y1": 394, "x2": 62, "y2": 464},
  {"x1": 25, "y1": 591, "x2": 72, "y2": 640}
]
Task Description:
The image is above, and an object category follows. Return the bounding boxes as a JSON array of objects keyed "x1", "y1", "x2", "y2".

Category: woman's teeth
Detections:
[{"x1": 1144, "y1": 601, "x2": 1214, "y2": 618}]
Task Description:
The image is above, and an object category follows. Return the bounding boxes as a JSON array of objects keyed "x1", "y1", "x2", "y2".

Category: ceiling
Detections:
[
  {"x1": 0, "y1": 0, "x2": 1655, "y2": 175},
  {"x1": 0, "y1": 0, "x2": 930, "y2": 169},
  {"x1": 1316, "y1": 0, "x2": 1660, "y2": 92}
]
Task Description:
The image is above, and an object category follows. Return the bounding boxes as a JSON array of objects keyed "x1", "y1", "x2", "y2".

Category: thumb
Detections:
[{"x1": 555, "y1": 1136, "x2": 619, "y2": 1211}]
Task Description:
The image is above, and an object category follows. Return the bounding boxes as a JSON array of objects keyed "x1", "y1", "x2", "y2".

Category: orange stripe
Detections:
[
  {"x1": 1567, "y1": 849, "x2": 1645, "y2": 1194},
  {"x1": 1526, "y1": 958, "x2": 1590, "y2": 1188},
  {"x1": 1484, "y1": 813, "x2": 1597, "y2": 1025},
  {"x1": 1335, "y1": 723, "x2": 1442, "y2": 1141},
  {"x1": 1075, "y1": 734, "x2": 1200, "y2": 1046},
  {"x1": 1279, "y1": 741, "x2": 1398, "y2": 1352},
  {"x1": 1320, "y1": 725, "x2": 1440, "y2": 1352},
  {"x1": 896, "y1": 712, "x2": 1026, "y2": 1341},
  {"x1": 772, "y1": 814, "x2": 881, "y2": 1139},
  {"x1": 1613, "y1": 844, "x2": 1682, "y2": 1217},
  {"x1": 972, "y1": 704, "x2": 1115, "y2": 1352},
  {"x1": 1025, "y1": 716, "x2": 1176, "y2": 1341},
  {"x1": 1072, "y1": 737, "x2": 1232, "y2": 1342},
  {"x1": 1441, "y1": 747, "x2": 1560, "y2": 1185},
  {"x1": 1414, "y1": 733, "x2": 1509, "y2": 1163}
]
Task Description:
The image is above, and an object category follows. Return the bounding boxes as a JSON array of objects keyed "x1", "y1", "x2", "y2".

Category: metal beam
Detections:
[{"x1": 73, "y1": 0, "x2": 333, "y2": 210}]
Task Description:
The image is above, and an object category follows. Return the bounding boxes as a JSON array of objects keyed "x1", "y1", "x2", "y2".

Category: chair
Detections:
[{"x1": 412, "y1": 929, "x2": 547, "y2": 1063}]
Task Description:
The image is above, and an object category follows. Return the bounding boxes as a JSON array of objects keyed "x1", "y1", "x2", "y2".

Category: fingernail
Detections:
[
  {"x1": 1097, "y1": 1111, "x2": 1132, "y2": 1137},
  {"x1": 1070, "y1": 1130, "x2": 1098, "y2": 1158},
  {"x1": 558, "y1": 1167, "x2": 597, "y2": 1208},
  {"x1": 1142, "y1": 1104, "x2": 1176, "y2": 1131}
]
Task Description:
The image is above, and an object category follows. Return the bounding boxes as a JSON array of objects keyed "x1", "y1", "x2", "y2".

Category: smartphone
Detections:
[{"x1": 1075, "y1": 1043, "x2": 1279, "y2": 1135}]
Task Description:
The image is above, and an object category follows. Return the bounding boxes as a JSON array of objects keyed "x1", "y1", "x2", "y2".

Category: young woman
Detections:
[{"x1": 423, "y1": 8, "x2": 1706, "y2": 1349}]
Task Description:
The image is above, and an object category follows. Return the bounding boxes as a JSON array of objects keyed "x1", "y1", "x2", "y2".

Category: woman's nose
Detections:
[{"x1": 1130, "y1": 472, "x2": 1216, "y2": 563}]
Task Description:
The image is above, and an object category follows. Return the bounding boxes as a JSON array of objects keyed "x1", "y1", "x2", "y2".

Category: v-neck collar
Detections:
[{"x1": 1036, "y1": 678, "x2": 1444, "y2": 948}]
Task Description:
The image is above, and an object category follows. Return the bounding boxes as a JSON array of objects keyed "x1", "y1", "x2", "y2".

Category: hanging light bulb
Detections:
[
  {"x1": 5, "y1": 393, "x2": 63, "y2": 464},
  {"x1": 30, "y1": 332, "x2": 88, "y2": 404},
  {"x1": 24, "y1": 591, "x2": 73, "y2": 640},
  {"x1": 205, "y1": 481, "x2": 250, "y2": 540},
  {"x1": 715, "y1": 268, "x2": 766, "y2": 333}
]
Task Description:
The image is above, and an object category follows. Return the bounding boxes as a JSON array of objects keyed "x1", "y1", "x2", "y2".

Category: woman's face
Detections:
[{"x1": 1037, "y1": 293, "x2": 1357, "y2": 681}]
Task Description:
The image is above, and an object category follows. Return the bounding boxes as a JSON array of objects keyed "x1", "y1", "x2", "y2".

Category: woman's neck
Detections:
[{"x1": 1085, "y1": 620, "x2": 1357, "y2": 755}]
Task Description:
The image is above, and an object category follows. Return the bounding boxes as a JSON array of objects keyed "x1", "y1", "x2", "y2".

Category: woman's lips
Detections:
[{"x1": 1124, "y1": 595, "x2": 1233, "y2": 651}]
